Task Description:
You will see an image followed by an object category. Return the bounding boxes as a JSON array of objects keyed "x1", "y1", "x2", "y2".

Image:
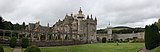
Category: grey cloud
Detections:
[{"x1": 0, "y1": 0, "x2": 160, "y2": 29}]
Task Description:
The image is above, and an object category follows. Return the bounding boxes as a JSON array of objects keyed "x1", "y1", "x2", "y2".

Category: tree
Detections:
[
  {"x1": 156, "y1": 19, "x2": 160, "y2": 30},
  {"x1": 0, "y1": 16, "x2": 4, "y2": 29},
  {"x1": 22, "y1": 37, "x2": 29, "y2": 48},
  {"x1": 9, "y1": 37, "x2": 17, "y2": 48},
  {"x1": 13, "y1": 23, "x2": 20, "y2": 30},
  {"x1": 3, "y1": 21, "x2": 13, "y2": 30},
  {"x1": 145, "y1": 24, "x2": 160, "y2": 50}
]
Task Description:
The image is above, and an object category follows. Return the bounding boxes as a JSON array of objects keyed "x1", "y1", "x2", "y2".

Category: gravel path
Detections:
[
  {"x1": 12, "y1": 47, "x2": 22, "y2": 52},
  {"x1": 138, "y1": 48, "x2": 149, "y2": 52}
]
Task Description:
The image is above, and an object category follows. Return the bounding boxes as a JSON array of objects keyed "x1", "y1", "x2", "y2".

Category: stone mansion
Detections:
[{"x1": 25, "y1": 8, "x2": 97, "y2": 43}]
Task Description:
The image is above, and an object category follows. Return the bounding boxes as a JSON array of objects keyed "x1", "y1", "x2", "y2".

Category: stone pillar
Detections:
[
  {"x1": 61, "y1": 34, "x2": 64, "y2": 45},
  {"x1": 3, "y1": 31, "x2": 5, "y2": 40},
  {"x1": 76, "y1": 35, "x2": 79, "y2": 40},
  {"x1": 45, "y1": 34, "x2": 48, "y2": 41},
  {"x1": 38, "y1": 34, "x2": 41, "y2": 41},
  {"x1": 55, "y1": 34, "x2": 57, "y2": 40},
  {"x1": 70, "y1": 35, "x2": 73, "y2": 40},
  {"x1": 31, "y1": 33, "x2": 34, "y2": 42},
  {"x1": 53, "y1": 34, "x2": 55, "y2": 40}
]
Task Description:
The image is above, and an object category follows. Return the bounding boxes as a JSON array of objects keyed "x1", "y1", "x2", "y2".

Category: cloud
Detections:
[{"x1": 0, "y1": 0, "x2": 160, "y2": 29}]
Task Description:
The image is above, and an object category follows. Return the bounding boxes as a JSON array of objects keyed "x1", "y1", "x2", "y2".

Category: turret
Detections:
[
  {"x1": 94, "y1": 17, "x2": 97, "y2": 21},
  {"x1": 79, "y1": 7, "x2": 82, "y2": 14},
  {"x1": 91, "y1": 17, "x2": 93, "y2": 20},
  {"x1": 47, "y1": 23, "x2": 49, "y2": 27},
  {"x1": 77, "y1": 7, "x2": 85, "y2": 19},
  {"x1": 58, "y1": 19, "x2": 61, "y2": 22},
  {"x1": 71, "y1": 13, "x2": 73, "y2": 17},
  {"x1": 87, "y1": 15, "x2": 89, "y2": 19},
  {"x1": 91, "y1": 14, "x2": 92, "y2": 18}
]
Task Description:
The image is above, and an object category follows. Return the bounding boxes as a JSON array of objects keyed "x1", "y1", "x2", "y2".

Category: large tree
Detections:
[
  {"x1": 3, "y1": 21, "x2": 13, "y2": 30},
  {"x1": 0, "y1": 16, "x2": 4, "y2": 29}
]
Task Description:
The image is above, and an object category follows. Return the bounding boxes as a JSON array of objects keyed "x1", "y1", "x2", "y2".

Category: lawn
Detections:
[
  {"x1": 3, "y1": 46, "x2": 12, "y2": 52},
  {"x1": 39, "y1": 43, "x2": 144, "y2": 52}
]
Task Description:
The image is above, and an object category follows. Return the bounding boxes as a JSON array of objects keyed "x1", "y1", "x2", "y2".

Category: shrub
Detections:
[
  {"x1": 22, "y1": 37, "x2": 29, "y2": 48},
  {"x1": 145, "y1": 24, "x2": 160, "y2": 50},
  {"x1": 25, "y1": 45, "x2": 41, "y2": 52},
  {"x1": 102, "y1": 37, "x2": 106, "y2": 43},
  {"x1": 9, "y1": 37, "x2": 17, "y2": 48},
  {"x1": 0, "y1": 45, "x2": 4, "y2": 52}
]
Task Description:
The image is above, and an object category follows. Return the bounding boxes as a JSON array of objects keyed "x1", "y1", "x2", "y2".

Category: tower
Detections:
[
  {"x1": 107, "y1": 21, "x2": 112, "y2": 40},
  {"x1": 77, "y1": 7, "x2": 85, "y2": 20}
]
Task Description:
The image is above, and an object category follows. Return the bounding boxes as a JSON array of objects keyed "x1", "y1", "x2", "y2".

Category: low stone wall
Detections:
[
  {"x1": 0, "y1": 40, "x2": 86, "y2": 47},
  {"x1": 30, "y1": 40, "x2": 86, "y2": 47}
]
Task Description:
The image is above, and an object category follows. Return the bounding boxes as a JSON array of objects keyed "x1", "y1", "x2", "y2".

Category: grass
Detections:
[
  {"x1": 3, "y1": 46, "x2": 12, "y2": 52},
  {"x1": 151, "y1": 46, "x2": 160, "y2": 52},
  {"x1": 39, "y1": 43, "x2": 144, "y2": 52}
]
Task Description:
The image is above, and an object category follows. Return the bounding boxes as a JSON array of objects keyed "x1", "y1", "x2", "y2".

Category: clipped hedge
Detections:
[
  {"x1": 0, "y1": 45, "x2": 4, "y2": 52},
  {"x1": 22, "y1": 37, "x2": 29, "y2": 48},
  {"x1": 9, "y1": 37, "x2": 17, "y2": 48},
  {"x1": 25, "y1": 45, "x2": 41, "y2": 52}
]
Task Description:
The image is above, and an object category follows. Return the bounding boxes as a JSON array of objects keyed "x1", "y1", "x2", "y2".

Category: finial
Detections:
[
  {"x1": 91, "y1": 16, "x2": 93, "y2": 20},
  {"x1": 58, "y1": 19, "x2": 61, "y2": 22},
  {"x1": 80, "y1": 7, "x2": 81, "y2": 10},
  {"x1": 66, "y1": 13, "x2": 68, "y2": 16},
  {"x1": 109, "y1": 21, "x2": 110, "y2": 26},
  {"x1": 95, "y1": 17, "x2": 97, "y2": 21},
  {"x1": 71, "y1": 13, "x2": 73, "y2": 16},
  {"x1": 37, "y1": 21, "x2": 40, "y2": 24},
  {"x1": 79, "y1": 7, "x2": 82, "y2": 14},
  {"x1": 87, "y1": 15, "x2": 89, "y2": 19},
  {"x1": 91, "y1": 14, "x2": 92, "y2": 18},
  {"x1": 47, "y1": 23, "x2": 49, "y2": 27}
]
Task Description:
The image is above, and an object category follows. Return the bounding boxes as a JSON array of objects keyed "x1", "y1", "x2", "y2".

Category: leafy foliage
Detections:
[
  {"x1": 25, "y1": 45, "x2": 41, "y2": 52},
  {"x1": 9, "y1": 37, "x2": 17, "y2": 48},
  {"x1": 0, "y1": 45, "x2": 4, "y2": 52},
  {"x1": 22, "y1": 37, "x2": 29, "y2": 48},
  {"x1": 145, "y1": 24, "x2": 160, "y2": 50}
]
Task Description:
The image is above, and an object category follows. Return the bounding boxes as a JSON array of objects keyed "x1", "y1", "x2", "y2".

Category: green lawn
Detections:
[
  {"x1": 3, "y1": 46, "x2": 12, "y2": 52},
  {"x1": 151, "y1": 46, "x2": 160, "y2": 52},
  {"x1": 39, "y1": 43, "x2": 144, "y2": 52}
]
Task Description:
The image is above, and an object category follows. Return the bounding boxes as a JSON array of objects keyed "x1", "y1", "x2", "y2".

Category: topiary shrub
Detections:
[
  {"x1": 0, "y1": 45, "x2": 4, "y2": 52},
  {"x1": 22, "y1": 37, "x2": 29, "y2": 48},
  {"x1": 102, "y1": 37, "x2": 106, "y2": 43},
  {"x1": 25, "y1": 45, "x2": 41, "y2": 52},
  {"x1": 145, "y1": 24, "x2": 159, "y2": 50},
  {"x1": 9, "y1": 37, "x2": 17, "y2": 48}
]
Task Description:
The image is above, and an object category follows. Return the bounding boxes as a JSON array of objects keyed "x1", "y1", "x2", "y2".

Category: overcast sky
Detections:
[{"x1": 0, "y1": 0, "x2": 160, "y2": 29}]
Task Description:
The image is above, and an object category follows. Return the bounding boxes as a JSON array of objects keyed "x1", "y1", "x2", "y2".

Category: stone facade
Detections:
[
  {"x1": 52, "y1": 8, "x2": 97, "y2": 43},
  {"x1": 97, "y1": 32, "x2": 144, "y2": 41},
  {"x1": 25, "y1": 8, "x2": 97, "y2": 43}
]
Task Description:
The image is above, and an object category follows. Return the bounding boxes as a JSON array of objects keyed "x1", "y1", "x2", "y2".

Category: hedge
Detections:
[
  {"x1": 9, "y1": 37, "x2": 17, "y2": 48},
  {"x1": 22, "y1": 37, "x2": 29, "y2": 48}
]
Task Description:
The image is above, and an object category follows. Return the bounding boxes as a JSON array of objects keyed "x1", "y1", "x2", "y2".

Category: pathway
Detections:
[
  {"x1": 12, "y1": 47, "x2": 22, "y2": 52},
  {"x1": 138, "y1": 48, "x2": 149, "y2": 52}
]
